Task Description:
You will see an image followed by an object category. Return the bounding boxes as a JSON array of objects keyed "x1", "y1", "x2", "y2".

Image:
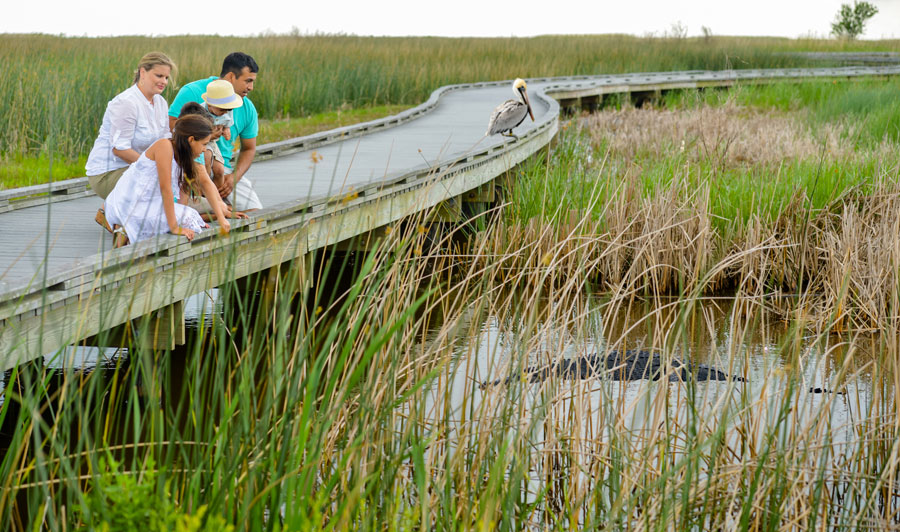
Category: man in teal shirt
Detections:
[{"x1": 169, "y1": 52, "x2": 261, "y2": 211}]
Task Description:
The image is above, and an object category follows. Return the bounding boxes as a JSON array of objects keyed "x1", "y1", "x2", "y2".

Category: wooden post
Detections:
[
  {"x1": 428, "y1": 196, "x2": 463, "y2": 223},
  {"x1": 580, "y1": 94, "x2": 601, "y2": 112},
  {"x1": 138, "y1": 300, "x2": 185, "y2": 351},
  {"x1": 261, "y1": 265, "x2": 280, "y2": 311}
]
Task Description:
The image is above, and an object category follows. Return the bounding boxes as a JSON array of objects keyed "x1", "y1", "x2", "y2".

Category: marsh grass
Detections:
[
  {"x1": 0, "y1": 158, "x2": 898, "y2": 530},
  {"x1": 3, "y1": 68, "x2": 900, "y2": 529},
  {"x1": 1, "y1": 32, "x2": 895, "y2": 185}
]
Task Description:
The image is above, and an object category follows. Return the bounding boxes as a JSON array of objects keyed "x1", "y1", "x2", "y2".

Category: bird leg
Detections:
[{"x1": 501, "y1": 131, "x2": 519, "y2": 141}]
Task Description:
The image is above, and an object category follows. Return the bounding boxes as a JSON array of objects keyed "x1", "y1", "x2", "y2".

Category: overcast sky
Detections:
[{"x1": 6, "y1": 0, "x2": 900, "y2": 39}]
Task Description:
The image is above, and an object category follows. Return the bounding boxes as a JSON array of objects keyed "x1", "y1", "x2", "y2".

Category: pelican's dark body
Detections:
[
  {"x1": 490, "y1": 349, "x2": 746, "y2": 386},
  {"x1": 486, "y1": 78, "x2": 535, "y2": 138},
  {"x1": 486, "y1": 99, "x2": 530, "y2": 136}
]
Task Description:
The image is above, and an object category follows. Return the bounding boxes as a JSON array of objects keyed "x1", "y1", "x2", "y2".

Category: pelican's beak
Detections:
[{"x1": 520, "y1": 86, "x2": 535, "y2": 121}]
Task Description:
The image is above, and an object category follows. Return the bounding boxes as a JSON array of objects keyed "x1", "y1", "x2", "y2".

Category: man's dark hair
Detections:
[
  {"x1": 220, "y1": 52, "x2": 259, "y2": 78},
  {"x1": 179, "y1": 101, "x2": 213, "y2": 120}
]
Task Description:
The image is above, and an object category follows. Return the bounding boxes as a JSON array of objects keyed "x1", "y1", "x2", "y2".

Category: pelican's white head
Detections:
[
  {"x1": 513, "y1": 78, "x2": 527, "y2": 95},
  {"x1": 512, "y1": 78, "x2": 534, "y2": 122}
]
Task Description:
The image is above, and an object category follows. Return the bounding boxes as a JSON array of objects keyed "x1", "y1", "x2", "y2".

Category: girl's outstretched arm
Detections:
[
  {"x1": 193, "y1": 162, "x2": 232, "y2": 235},
  {"x1": 149, "y1": 140, "x2": 195, "y2": 240}
]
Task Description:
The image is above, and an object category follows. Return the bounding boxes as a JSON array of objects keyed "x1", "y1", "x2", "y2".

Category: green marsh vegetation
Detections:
[
  {"x1": 2, "y1": 32, "x2": 898, "y2": 187},
  {"x1": 3, "y1": 138, "x2": 899, "y2": 528},
  {"x1": 504, "y1": 77, "x2": 900, "y2": 327},
  {"x1": 3, "y1": 45, "x2": 900, "y2": 528}
]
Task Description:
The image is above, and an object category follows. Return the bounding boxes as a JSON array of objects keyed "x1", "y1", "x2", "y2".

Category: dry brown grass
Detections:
[
  {"x1": 489, "y1": 103, "x2": 900, "y2": 333},
  {"x1": 734, "y1": 184, "x2": 900, "y2": 331},
  {"x1": 584, "y1": 100, "x2": 868, "y2": 168}
]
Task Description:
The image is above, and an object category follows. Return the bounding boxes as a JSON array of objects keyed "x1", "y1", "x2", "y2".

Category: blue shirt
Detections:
[{"x1": 170, "y1": 76, "x2": 258, "y2": 171}]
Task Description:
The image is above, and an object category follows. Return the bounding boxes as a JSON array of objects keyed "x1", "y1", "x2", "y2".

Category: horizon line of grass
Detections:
[{"x1": 3, "y1": 32, "x2": 892, "y2": 173}]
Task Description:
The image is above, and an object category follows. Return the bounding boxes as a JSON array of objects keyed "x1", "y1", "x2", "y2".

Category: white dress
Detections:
[{"x1": 105, "y1": 152, "x2": 206, "y2": 244}]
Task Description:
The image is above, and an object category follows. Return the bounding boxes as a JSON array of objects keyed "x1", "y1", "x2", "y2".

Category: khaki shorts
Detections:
[{"x1": 87, "y1": 166, "x2": 128, "y2": 199}]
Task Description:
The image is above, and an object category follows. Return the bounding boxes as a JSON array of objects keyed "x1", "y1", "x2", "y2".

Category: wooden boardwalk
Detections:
[{"x1": 1, "y1": 65, "x2": 899, "y2": 367}]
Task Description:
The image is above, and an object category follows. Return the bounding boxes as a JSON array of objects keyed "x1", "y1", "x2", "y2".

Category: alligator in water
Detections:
[{"x1": 486, "y1": 349, "x2": 747, "y2": 387}]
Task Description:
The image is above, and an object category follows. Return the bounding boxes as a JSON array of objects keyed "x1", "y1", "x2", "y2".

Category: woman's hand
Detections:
[
  {"x1": 172, "y1": 226, "x2": 196, "y2": 241},
  {"x1": 219, "y1": 218, "x2": 232, "y2": 235}
]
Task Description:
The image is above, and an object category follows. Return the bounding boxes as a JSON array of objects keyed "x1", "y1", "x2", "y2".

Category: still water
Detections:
[{"x1": 422, "y1": 293, "x2": 887, "y2": 456}]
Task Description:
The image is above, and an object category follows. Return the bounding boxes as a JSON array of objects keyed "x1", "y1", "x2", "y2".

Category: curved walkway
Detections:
[{"x1": 1, "y1": 65, "x2": 899, "y2": 364}]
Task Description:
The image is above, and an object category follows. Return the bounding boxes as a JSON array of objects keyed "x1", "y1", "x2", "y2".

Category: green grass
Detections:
[
  {"x1": 3, "y1": 37, "x2": 900, "y2": 530},
  {"x1": 665, "y1": 77, "x2": 900, "y2": 146},
  {"x1": 0, "y1": 154, "x2": 88, "y2": 189},
  {"x1": 2, "y1": 33, "x2": 899, "y2": 188},
  {"x1": 3, "y1": 172, "x2": 898, "y2": 528},
  {"x1": 257, "y1": 104, "x2": 409, "y2": 141},
  {"x1": 508, "y1": 128, "x2": 886, "y2": 233},
  {"x1": 3, "y1": 115, "x2": 900, "y2": 531},
  {"x1": 509, "y1": 78, "x2": 900, "y2": 234},
  {"x1": 1, "y1": 33, "x2": 895, "y2": 166}
]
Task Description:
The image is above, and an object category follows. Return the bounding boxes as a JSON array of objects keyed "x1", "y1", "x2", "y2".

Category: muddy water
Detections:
[{"x1": 425, "y1": 293, "x2": 890, "y2": 455}]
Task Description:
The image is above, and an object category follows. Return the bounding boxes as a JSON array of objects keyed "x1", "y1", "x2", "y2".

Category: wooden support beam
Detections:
[
  {"x1": 631, "y1": 89, "x2": 662, "y2": 108},
  {"x1": 558, "y1": 98, "x2": 579, "y2": 115},
  {"x1": 580, "y1": 94, "x2": 601, "y2": 112},
  {"x1": 138, "y1": 300, "x2": 185, "y2": 351},
  {"x1": 335, "y1": 226, "x2": 389, "y2": 252},
  {"x1": 463, "y1": 182, "x2": 496, "y2": 204},
  {"x1": 261, "y1": 265, "x2": 280, "y2": 310}
]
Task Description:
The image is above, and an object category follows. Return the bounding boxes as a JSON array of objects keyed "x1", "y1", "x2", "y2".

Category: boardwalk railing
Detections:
[{"x1": 2, "y1": 65, "x2": 899, "y2": 368}]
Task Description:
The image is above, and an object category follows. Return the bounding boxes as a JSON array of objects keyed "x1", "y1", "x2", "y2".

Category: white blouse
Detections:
[{"x1": 85, "y1": 84, "x2": 171, "y2": 176}]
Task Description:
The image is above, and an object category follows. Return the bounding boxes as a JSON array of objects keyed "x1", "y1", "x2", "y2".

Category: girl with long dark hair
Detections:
[{"x1": 104, "y1": 114, "x2": 231, "y2": 246}]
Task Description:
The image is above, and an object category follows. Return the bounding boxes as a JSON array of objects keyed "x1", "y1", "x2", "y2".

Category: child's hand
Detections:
[
  {"x1": 223, "y1": 128, "x2": 231, "y2": 141},
  {"x1": 173, "y1": 226, "x2": 196, "y2": 241}
]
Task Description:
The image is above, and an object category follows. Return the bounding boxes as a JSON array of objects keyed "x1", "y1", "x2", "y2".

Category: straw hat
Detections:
[{"x1": 201, "y1": 79, "x2": 244, "y2": 109}]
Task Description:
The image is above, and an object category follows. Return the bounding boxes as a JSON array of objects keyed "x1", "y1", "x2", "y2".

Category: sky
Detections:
[{"x1": 6, "y1": 0, "x2": 900, "y2": 39}]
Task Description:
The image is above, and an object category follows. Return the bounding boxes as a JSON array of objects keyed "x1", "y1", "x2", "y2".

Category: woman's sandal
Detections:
[
  {"x1": 95, "y1": 208, "x2": 113, "y2": 234},
  {"x1": 112, "y1": 226, "x2": 129, "y2": 248}
]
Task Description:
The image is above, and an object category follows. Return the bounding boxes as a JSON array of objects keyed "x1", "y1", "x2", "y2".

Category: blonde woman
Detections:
[{"x1": 87, "y1": 52, "x2": 175, "y2": 230}]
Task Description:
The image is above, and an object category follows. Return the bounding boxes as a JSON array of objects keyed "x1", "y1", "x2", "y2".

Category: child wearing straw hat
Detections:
[{"x1": 202, "y1": 79, "x2": 242, "y2": 144}]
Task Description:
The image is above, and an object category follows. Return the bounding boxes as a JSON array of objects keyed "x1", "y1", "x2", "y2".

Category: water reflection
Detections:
[{"x1": 428, "y1": 293, "x2": 889, "y2": 455}]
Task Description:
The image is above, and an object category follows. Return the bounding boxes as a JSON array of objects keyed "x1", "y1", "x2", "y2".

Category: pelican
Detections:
[{"x1": 486, "y1": 78, "x2": 535, "y2": 140}]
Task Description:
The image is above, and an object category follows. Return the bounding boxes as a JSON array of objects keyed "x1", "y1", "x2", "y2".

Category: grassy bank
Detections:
[
  {"x1": 2, "y1": 32, "x2": 898, "y2": 186},
  {"x1": 500, "y1": 77, "x2": 900, "y2": 330}
]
